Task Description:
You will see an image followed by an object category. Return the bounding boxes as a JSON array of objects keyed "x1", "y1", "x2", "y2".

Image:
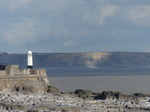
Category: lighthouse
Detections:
[{"x1": 27, "y1": 50, "x2": 33, "y2": 69}]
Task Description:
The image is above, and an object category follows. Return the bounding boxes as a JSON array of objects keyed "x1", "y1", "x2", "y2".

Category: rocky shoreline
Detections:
[{"x1": 1, "y1": 84, "x2": 150, "y2": 112}]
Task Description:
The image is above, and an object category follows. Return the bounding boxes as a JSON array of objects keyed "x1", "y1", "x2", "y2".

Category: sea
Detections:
[{"x1": 44, "y1": 67, "x2": 150, "y2": 94}]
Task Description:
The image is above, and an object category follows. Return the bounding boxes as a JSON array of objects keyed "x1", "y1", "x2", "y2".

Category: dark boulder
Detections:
[
  {"x1": 99, "y1": 91, "x2": 124, "y2": 100},
  {"x1": 46, "y1": 85, "x2": 62, "y2": 94},
  {"x1": 72, "y1": 89, "x2": 135, "y2": 101},
  {"x1": 74, "y1": 89, "x2": 95, "y2": 100},
  {"x1": 133, "y1": 93, "x2": 150, "y2": 98},
  {"x1": 94, "y1": 91, "x2": 134, "y2": 100}
]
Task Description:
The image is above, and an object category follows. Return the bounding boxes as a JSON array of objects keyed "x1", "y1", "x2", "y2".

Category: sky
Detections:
[{"x1": 0, "y1": 0, "x2": 150, "y2": 53}]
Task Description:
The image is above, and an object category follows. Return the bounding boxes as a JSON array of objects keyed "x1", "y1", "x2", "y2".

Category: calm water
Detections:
[
  {"x1": 45, "y1": 67, "x2": 150, "y2": 94},
  {"x1": 46, "y1": 67, "x2": 150, "y2": 77}
]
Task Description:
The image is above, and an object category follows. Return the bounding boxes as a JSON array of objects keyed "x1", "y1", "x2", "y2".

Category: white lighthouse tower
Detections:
[{"x1": 27, "y1": 50, "x2": 33, "y2": 69}]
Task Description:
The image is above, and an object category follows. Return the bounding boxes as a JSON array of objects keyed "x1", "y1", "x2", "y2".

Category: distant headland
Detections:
[
  {"x1": 1, "y1": 52, "x2": 150, "y2": 68},
  {"x1": 0, "y1": 52, "x2": 150, "y2": 111}
]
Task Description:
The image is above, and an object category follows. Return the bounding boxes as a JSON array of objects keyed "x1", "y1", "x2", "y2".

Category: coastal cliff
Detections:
[{"x1": 1, "y1": 52, "x2": 150, "y2": 68}]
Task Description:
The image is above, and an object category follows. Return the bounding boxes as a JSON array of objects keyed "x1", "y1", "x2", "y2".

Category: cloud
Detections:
[
  {"x1": 81, "y1": 5, "x2": 119, "y2": 26},
  {"x1": 6, "y1": 0, "x2": 31, "y2": 12},
  {"x1": 129, "y1": 5, "x2": 150, "y2": 26},
  {"x1": 62, "y1": 40, "x2": 78, "y2": 47},
  {"x1": 0, "y1": 0, "x2": 150, "y2": 53},
  {"x1": 2, "y1": 18, "x2": 39, "y2": 45}
]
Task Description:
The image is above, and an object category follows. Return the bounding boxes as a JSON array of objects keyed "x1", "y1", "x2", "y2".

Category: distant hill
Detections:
[{"x1": 1, "y1": 52, "x2": 150, "y2": 68}]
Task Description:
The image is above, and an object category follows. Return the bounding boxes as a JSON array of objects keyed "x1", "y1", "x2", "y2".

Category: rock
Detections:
[
  {"x1": 0, "y1": 103, "x2": 25, "y2": 111},
  {"x1": 27, "y1": 106, "x2": 87, "y2": 112},
  {"x1": 27, "y1": 110, "x2": 38, "y2": 112},
  {"x1": 11, "y1": 81, "x2": 47, "y2": 94},
  {"x1": 133, "y1": 93, "x2": 150, "y2": 98},
  {"x1": 74, "y1": 89, "x2": 94, "y2": 100},
  {"x1": 46, "y1": 85, "x2": 62, "y2": 94},
  {"x1": 125, "y1": 106, "x2": 150, "y2": 112},
  {"x1": 70, "y1": 90, "x2": 135, "y2": 101},
  {"x1": 2, "y1": 85, "x2": 150, "y2": 112},
  {"x1": 99, "y1": 91, "x2": 123, "y2": 100},
  {"x1": 96, "y1": 91, "x2": 134, "y2": 100}
]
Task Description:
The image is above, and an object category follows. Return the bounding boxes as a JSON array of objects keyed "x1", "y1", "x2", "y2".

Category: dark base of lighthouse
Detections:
[{"x1": 27, "y1": 66, "x2": 33, "y2": 69}]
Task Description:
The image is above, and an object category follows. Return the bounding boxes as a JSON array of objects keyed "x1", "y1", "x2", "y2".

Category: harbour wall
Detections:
[{"x1": 0, "y1": 65, "x2": 50, "y2": 91}]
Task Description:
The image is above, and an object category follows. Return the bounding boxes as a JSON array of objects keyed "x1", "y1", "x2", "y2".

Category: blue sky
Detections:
[{"x1": 0, "y1": 0, "x2": 150, "y2": 53}]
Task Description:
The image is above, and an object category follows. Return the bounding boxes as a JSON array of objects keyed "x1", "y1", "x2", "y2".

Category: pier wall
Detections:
[{"x1": 0, "y1": 65, "x2": 50, "y2": 91}]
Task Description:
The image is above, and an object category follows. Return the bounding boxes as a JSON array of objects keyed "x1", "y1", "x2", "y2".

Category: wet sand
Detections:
[{"x1": 50, "y1": 75, "x2": 150, "y2": 94}]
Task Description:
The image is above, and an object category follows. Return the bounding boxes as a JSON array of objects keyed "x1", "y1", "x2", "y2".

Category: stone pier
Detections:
[{"x1": 0, "y1": 65, "x2": 50, "y2": 91}]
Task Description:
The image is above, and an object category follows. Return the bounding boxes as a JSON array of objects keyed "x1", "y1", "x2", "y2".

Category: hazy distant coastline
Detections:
[{"x1": 1, "y1": 52, "x2": 150, "y2": 68}]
